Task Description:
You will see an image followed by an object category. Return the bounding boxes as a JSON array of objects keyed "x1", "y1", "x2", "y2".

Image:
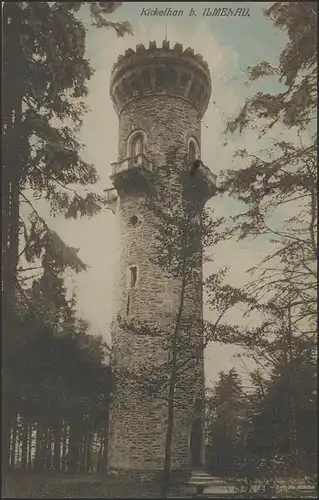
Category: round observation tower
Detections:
[{"x1": 106, "y1": 40, "x2": 217, "y2": 477}]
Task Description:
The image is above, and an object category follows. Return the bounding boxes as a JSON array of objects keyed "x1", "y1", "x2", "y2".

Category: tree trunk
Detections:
[
  {"x1": 2, "y1": 414, "x2": 12, "y2": 472},
  {"x1": 286, "y1": 296, "x2": 298, "y2": 458},
  {"x1": 97, "y1": 433, "x2": 103, "y2": 473},
  {"x1": 2, "y1": 17, "x2": 25, "y2": 466},
  {"x1": 53, "y1": 425, "x2": 61, "y2": 472},
  {"x1": 47, "y1": 429, "x2": 53, "y2": 471},
  {"x1": 35, "y1": 421, "x2": 44, "y2": 472},
  {"x1": 28, "y1": 423, "x2": 33, "y2": 470},
  {"x1": 16, "y1": 431, "x2": 21, "y2": 468},
  {"x1": 10, "y1": 413, "x2": 18, "y2": 468},
  {"x1": 161, "y1": 260, "x2": 187, "y2": 498},
  {"x1": 80, "y1": 432, "x2": 90, "y2": 473},
  {"x1": 86, "y1": 433, "x2": 92, "y2": 473},
  {"x1": 2, "y1": 4, "x2": 24, "y2": 306},
  {"x1": 102, "y1": 419, "x2": 109, "y2": 471},
  {"x1": 42, "y1": 426, "x2": 49, "y2": 472},
  {"x1": 79, "y1": 434, "x2": 86, "y2": 472},
  {"x1": 2, "y1": 5, "x2": 16, "y2": 295},
  {"x1": 2, "y1": 163, "x2": 12, "y2": 290},
  {"x1": 21, "y1": 418, "x2": 28, "y2": 470},
  {"x1": 68, "y1": 423, "x2": 80, "y2": 473},
  {"x1": 61, "y1": 421, "x2": 68, "y2": 472}
]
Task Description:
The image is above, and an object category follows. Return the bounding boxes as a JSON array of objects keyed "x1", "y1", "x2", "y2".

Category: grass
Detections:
[{"x1": 2, "y1": 471, "x2": 187, "y2": 498}]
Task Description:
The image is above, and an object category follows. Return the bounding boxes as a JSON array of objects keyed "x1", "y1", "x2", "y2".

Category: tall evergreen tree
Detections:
[
  {"x1": 3, "y1": 305, "x2": 113, "y2": 473},
  {"x1": 205, "y1": 369, "x2": 249, "y2": 478},
  {"x1": 213, "y1": 4, "x2": 317, "y2": 479},
  {"x1": 2, "y1": 1, "x2": 132, "y2": 471},
  {"x1": 247, "y1": 351, "x2": 317, "y2": 478},
  {"x1": 2, "y1": 1, "x2": 132, "y2": 307}
]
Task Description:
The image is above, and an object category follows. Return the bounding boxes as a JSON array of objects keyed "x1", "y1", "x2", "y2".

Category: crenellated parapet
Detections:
[{"x1": 110, "y1": 40, "x2": 211, "y2": 117}]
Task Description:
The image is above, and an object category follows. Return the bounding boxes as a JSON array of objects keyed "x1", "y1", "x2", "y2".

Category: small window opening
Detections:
[
  {"x1": 130, "y1": 133, "x2": 144, "y2": 158},
  {"x1": 189, "y1": 141, "x2": 198, "y2": 164},
  {"x1": 126, "y1": 293, "x2": 130, "y2": 315},
  {"x1": 129, "y1": 266, "x2": 137, "y2": 288},
  {"x1": 129, "y1": 215, "x2": 139, "y2": 227},
  {"x1": 193, "y1": 353, "x2": 200, "y2": 365}
]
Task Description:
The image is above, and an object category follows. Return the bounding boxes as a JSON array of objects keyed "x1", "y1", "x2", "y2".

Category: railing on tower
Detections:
[
  {"x1": 111, "y1": 153, "x2": 152, "y2": 176},
  {"x1": 103, "y1": 187, "x2": 118, "y2": 204},
  {"x1": 200, "y1": 164, "x2": 217, "y2": 187}
]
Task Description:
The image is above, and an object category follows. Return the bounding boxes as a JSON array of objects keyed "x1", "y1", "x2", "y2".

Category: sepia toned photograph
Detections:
[{"x1": 2, "y1": 2, "x2": 317, "y2": 498}]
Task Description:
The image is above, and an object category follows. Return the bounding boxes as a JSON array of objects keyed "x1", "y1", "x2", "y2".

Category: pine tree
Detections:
[
  {"x1": 247, "y1": 353, "x2": 317, "y2": 478},
  {"x1": 205, "y1": 370, "x2": 249, "y2": 478},
  {"x1": 3, "y1": 2, "x2": 132, "y2": 305},
  {"x1": 214, "y1": 6, "x2": 317, "y2": 480},
  {"x1": 2, "y1": 2, "x2": 132, "y2": 470}
]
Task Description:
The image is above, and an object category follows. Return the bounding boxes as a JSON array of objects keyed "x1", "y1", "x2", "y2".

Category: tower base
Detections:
[
  {"x1": 188, "y1": 472, "x2": 237, "y2": 497},
  {"x1": 106, "y1": 467, "x2": 191, "y2": 495}
]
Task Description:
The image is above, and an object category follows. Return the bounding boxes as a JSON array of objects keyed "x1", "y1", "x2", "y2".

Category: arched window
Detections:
[
  {"x1": 130, "y1": 133, "x2": 144, "y2": 157},
  {"x1": 188, "y1": 138, "x2": 200, "y2": 164},
  {"x1": 127, "y1": 131, "x2": 146, "y2": 167}
]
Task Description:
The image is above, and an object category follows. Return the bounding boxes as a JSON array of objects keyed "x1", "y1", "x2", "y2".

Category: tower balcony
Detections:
[
  {"x1": 110, "y1": 153, "x2": 156, "y2": 193},
  {"x1": 103, "y1": 187, "x2": 118, "y2": 213},
  {"x1": 193, "y1": 163, "x2": 218, "y2": 202},
  {"x1": 111, "y1": 153, "x2": 152, "y2": 176},
  {"x1": 199, "y1": 164, "x2": 217, "y2": 189},
  {"x1": 103, "y1": 187, "x2": 118, "y2": 203}
]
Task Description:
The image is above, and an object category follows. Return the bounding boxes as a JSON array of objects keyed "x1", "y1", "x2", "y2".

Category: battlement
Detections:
[{"x1": 110, "y1": 40, "x2": 211, "y2": 117}]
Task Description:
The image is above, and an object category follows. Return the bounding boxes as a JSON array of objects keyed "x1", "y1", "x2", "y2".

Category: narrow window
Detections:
[
  {"x1": 189, "y1": 140, "x2": 198, "y2": 164},
  {"x1": 129, "y1": 266, "x2": 137, "y2": 288},
  {"x1": 130, "y1": 134, "x2": 144, "y2": 157},
  {"x1": 126, "y1": 293, "x2": 130, "y2": 315}
]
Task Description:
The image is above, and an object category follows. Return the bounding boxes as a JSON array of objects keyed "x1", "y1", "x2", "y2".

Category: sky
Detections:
[{"x1": 27, "y1": 2, "x2": 300, "y2": 388}]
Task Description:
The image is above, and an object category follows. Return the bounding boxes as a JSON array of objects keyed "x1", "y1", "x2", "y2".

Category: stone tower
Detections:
[{"x1": 106, "y1": 40, "x2": 216, "y2": 477}]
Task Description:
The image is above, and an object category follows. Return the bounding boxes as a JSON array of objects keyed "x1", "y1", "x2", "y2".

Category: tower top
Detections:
[{"x1": 110, "y1": 40, "x2": 211, "y2": 117}]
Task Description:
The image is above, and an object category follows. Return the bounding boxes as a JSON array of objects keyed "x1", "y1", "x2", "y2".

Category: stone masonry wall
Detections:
[
  {"x1": 118, "y1": 95, "x2": 201, "y2": 170},
  {"x1": 108, "y1": 79, "x2": 207, "y2": 472}
]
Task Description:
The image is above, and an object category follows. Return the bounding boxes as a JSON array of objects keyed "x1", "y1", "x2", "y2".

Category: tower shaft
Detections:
[{"x1": 107, "y1": 40, "x2": 216, "y2": 474}]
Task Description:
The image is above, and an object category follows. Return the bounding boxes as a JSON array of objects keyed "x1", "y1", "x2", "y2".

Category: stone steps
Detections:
[{"x1": 189, "y1": 471, "x2": 223, "y2": 486}]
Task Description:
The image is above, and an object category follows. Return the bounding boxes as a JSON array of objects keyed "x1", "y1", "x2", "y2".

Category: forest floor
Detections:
[
  {"x1": 2, "y1": 471, "x2": 188, "y2": 498},
  {"x1": 3, "y1": 472, "x2": 317, "y2": 498}
]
